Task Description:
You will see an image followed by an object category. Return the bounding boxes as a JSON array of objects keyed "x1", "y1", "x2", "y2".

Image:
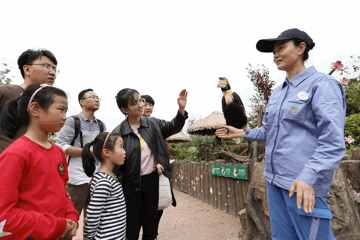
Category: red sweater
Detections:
[{"x1": 0, "y1": 136, "x2": 79, "y2": 240}]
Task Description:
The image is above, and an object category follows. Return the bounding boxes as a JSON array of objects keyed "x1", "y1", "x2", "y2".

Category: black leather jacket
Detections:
[{"x1": 113, "y1": 111, "x2": 188, "y2": 190}]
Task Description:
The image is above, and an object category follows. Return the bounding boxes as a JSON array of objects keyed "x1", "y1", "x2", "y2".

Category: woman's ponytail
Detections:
[{"x1": 81, "y1": 132, "x2": 121, "y2": 177}]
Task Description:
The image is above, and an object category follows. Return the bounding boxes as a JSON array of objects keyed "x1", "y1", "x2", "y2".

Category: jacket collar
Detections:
[
  {"x1": 121, "y1": 117, "x2": 150, "y2": 135},
  {"x1": 79, "y1": 111, "x2": 97, "y2": 123},
  {"x1": 282, "y1": 66, "x2": 317, "y2": 88}
]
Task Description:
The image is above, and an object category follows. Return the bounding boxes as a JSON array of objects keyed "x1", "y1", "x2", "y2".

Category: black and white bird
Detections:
[{"x1": 217, "y1": 77, "x2": 247, "y2": 129}]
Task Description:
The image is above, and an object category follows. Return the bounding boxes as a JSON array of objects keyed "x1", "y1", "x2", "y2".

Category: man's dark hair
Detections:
[
  {"x1": 141, "y1": 94, "x2": 155, "y2": 106},
  {"x1": 78, "y1": 89, "x2": 94, "y2": 103},
  {"x1": 115, "y1": 88, "x2": 139, "y2": 115},
  {"x1": 17, "y1": 49, "x2": 57, "y2": 78}
]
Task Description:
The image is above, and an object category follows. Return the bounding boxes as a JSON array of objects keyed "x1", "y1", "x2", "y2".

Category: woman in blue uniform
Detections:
[{"x1": 217, "y1": 28, "x2": 346, "y2": 240}]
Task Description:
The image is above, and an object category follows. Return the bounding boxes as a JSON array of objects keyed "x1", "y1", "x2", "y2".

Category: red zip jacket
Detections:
[{"x1": 0, "y1": 136, "x2": 79, "y2": 239}]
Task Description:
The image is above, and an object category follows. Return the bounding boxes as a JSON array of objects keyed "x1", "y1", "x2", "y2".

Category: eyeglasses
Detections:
[
  {"x1": 30, "y1": 63, "x2": 59, "y2": 74},
  {"x1": 83, "y1": 95, "x2": 100, "y2": 100}
]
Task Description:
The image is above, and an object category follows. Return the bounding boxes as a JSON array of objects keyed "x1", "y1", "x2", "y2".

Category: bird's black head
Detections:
[{"x1": 217, "y1": 77, "x2": 231, "y2": 92}]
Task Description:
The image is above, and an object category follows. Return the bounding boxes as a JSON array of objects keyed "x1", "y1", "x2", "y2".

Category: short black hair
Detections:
[
  {"x1": 141, "y1": 95, "x2": 155, "y2": 106},
  {"x1": 115, "y1": 88, "x2": 139, "y2": 115},
  {"x1": 17, "y1": 49, "x2": 57, "y2": 78},
  {"x1": 78, "y1": 88, "x2": 94, "y2": 103},
  {"x1": 292, "y1": 39, "x2": 310, "y2": 61}
]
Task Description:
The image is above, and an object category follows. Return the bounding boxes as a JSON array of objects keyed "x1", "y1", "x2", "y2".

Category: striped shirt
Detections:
[{"x1": 84, "y1": 172, "x2": 126, "y2": 240}]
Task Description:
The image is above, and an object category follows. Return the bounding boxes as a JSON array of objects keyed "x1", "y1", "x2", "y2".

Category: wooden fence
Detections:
[{"x1": 172, "y1": 160, "x2": 249, "y2": 216}]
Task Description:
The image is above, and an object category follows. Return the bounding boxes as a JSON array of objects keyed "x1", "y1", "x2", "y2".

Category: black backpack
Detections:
[{"x1": 69, "y1": 115, "x2": 105, "y2": 148}]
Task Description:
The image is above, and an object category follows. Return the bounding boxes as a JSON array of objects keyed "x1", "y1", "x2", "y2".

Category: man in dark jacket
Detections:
[
  {"x1": 0, "y1": 49, "x2": 58, "y2": 152},
  {"x1": 113, "y1": 88, "x2": 188, "y2": 240}
]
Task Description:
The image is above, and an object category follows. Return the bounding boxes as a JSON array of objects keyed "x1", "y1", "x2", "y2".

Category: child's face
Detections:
[
  {"x1": 38, "y1": 95, "x2": 68, "y2": 133},
  {"x1": 109, "y1": 137, "x2": 126, "y2": 166}
]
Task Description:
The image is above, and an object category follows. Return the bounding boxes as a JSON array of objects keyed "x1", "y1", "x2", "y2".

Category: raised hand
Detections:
[{"x1": 177, "y1": 89, "x2": 188, "y2": 113}]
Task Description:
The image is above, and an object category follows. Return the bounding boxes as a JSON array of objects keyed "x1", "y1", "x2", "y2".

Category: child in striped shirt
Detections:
[{"x1": 82, "y1": 132, "x2": 127, "y2": 240}]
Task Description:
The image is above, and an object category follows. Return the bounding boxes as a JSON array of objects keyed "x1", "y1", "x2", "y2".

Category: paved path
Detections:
[{"x1": 75, "y1": 190, "x2": 240, "y2": 240}]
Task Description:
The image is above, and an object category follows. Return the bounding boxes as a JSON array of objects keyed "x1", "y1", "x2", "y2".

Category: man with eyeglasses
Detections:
[
  {"x1": 0, "y1": 48, "x2": 58, "y2": 152},
  {"x1": 58, "y1": 88, "x2": 106, "y2": 216}
]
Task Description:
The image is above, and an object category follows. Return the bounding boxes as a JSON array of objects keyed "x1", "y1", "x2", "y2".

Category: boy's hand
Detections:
[{"x1": 60, "y1": 219, "x2": 78, "y2": 239}]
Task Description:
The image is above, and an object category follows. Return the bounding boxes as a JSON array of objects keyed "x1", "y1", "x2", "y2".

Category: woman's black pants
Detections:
[{"x1": 124, "y1": 171, "x2": 159, "y2": 240}]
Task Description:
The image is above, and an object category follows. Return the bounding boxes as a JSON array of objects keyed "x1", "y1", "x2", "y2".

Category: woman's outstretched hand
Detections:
[{"x1": 215, "y1": 126, "x2": 245, "y2": 139}]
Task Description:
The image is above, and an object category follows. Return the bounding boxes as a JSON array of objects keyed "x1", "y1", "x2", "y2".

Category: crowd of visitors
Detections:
[{"x1": 0, "y1": 27, "x2": 347, "y2": 240}]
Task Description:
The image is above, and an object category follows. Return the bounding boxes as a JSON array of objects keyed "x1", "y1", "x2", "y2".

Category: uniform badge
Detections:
[
  {"x1": 290, "y1": 106, "x2": 300, "y2": 113},
  {"x1": 58, "y1": 163, "x2": 65, "y2": 176},
  {"x1": 297, "y1": 91, "x2": 309, "y2": 101}
]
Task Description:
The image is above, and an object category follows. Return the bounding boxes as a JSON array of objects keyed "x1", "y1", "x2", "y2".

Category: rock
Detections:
[
  {"x1": 239, "y1": 161, "x2": 271, "y2": 240},
  {"x1": 351, "y1": 147, "x2": 360, "y2": 160},
  {"x1": 328, "y1": 165, "x2": 360, "y2": 239}
]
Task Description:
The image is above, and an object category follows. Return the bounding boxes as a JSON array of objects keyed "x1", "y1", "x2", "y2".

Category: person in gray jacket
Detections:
[{"x1": 58, "y1": 89, "x2": 105, "y2": 215}]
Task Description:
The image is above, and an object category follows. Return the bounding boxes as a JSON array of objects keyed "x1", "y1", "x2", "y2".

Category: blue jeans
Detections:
[{"x1": 267, "y1": 182, "x2": 336, "y2": 240}]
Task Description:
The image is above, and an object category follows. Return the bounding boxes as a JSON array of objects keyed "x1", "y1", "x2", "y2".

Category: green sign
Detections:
[
  {"x1": 222, "y1": 163, "x2": 233, "y2": 178},
  {"x1": 210, "y1": 162, "x2": 248, "y2": 180},
  {"x1": 232, "y1": 163, "x2": 248, "y2": 180},
  {"x1": 210, "y1": 162, "x2": 222, "y2": 176}
]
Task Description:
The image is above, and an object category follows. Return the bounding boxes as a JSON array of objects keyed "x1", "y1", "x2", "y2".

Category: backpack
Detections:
[
  {"x1": 69, "y1": 115, "x2": 105, "y2": 148},
  {"x1": 67, "y1": 115, "x2": 105, "y2": 165}
]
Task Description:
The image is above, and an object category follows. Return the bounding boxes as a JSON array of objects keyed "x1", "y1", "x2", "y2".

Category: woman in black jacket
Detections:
[{"x1": 112, "y1": 88, "x2": 188, "y2": 240}]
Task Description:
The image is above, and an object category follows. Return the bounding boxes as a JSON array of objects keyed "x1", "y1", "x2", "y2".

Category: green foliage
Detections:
[
  {"x1": 191, "y1": 135, "x2": 220, "y2": 147},
  {"x1": 247, "y1": 64, "x2": 275, "y2": 105},
  {"x1": 329, "y1": 56, "x2": 360, "y2": 116},
  {"x1": 345, "y1": 113, "x2": 360, "y2": 146},
  {"x1": 169, "y1": 144, "x2": 199, "y2": 161},
  {"x1": 247, "y1": 64, "x2": 275, "y2": 127},
  {"x1": 0, "y1": 62, "x2": 12, "y2": 85},
  {"x1": 345, "y1": 80, "x2": 360, "y2": 116},
  {"x1": 169, "y1": 136, "x2": 226, "y2": 161}
]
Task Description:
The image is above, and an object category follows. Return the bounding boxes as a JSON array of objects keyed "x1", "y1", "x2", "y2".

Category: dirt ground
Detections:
[{"x1": 74, "y1": 190, "x2": 240, "y2": 240}]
